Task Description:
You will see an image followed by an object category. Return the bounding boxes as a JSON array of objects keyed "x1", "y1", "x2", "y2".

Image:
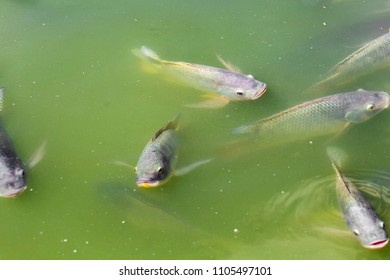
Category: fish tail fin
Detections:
[
  {"x1": 326, "y1": 146, "x2": 348, "y2": 170},
  {"x1": 132, "y1": 46, "x2": 163, "y2": 64},
  {"x1": 132, "y1": 46, "x2": 164, "y2": 73}
]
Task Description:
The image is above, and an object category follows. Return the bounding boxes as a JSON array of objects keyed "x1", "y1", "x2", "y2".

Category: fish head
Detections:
[
  {"x1": 135, "y1": 151, "x2": 171, "y2": 188},
  {"x1": 345, "y1": 90, "x2": 390, "y2": 123},
  {"x1": 0, "y1": 163, "x2": 27, "y2": 198},
  {"x1": 351, "y1": 218, "x2": 389, "y2": 249},
  {"x1": 219, "y1": 75, "x2": 267, "y2": 101}
]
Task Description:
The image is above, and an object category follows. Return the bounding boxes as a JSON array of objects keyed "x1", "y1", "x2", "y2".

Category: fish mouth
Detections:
[
  {"x1": 364, "y1": 239, "x2": 389, "y2": 249},
  {"x1": 136, "y1": 180, "x2": 161, "y2": 188},
  {"x1": 1, "y1": 186, "x2": 27, "y2": 198},
  {"x1": 252, "y1": 83, "x2": 267, "y2": 99}
]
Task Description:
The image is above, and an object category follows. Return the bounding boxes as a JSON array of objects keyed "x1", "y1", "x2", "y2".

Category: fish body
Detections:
[
  {"x1": 309, "y1": 32, "x2": 390, "y2": 93},
  {"x1": 135, "y1": 116, "x2": 179, "y2": 187},
  {"x1": 0, "y1": 88, "x2": 27, "y2": 198},
  {"x1": 132, "y1": 46, "x2": 267, "y2": 108},
  {"x1": 327, "y1": 147, "x2": 388, "y2": 249},
  {"x1": 233, "y1": 90, "x2": 390, "y2": 145}
]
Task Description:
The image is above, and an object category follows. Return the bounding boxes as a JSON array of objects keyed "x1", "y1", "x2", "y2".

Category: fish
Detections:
[
  {"x1": 135, "y1": 116, "x2": 179, "y2": 187},
  {"x1": 0, "y1": 88, "x2": 27, "y2": 198},
  {"x1": 308, "y1": 32, "x2": 390, "y2": 94},
  {"x1": 232, "y1": 89, "x2": 390, "y2": 146},
  {"x1": 135, "y1": 116, "x2": 213, "y2": 188},
  {"x1": 132, "y1": 46, "x2": 267, "y2": 108},
  {"x1": 327, "y1": 147, "x2": 388, "y2": 249}
]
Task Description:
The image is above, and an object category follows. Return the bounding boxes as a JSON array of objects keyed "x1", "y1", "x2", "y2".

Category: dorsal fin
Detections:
[{"x1": 152, "y1": 114, "x2": 180, "y2": 141}]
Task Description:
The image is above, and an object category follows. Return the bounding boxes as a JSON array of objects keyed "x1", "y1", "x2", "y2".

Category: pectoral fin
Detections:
[
  {"x1": 27, "y1": 140, "x2": 47, "y2": 168},
  {"x1": 174, "y1": 158, "x2": 214, "y2": 176},
  {"x1": 186, "y1": 94, "x2": 229, "y2": 109},
  {"x1": 325, "y1": 123, "x2": 351, "y2": 144},
  {"x1": 216, "y1": 55, "x2": 242, "y2": 73}
]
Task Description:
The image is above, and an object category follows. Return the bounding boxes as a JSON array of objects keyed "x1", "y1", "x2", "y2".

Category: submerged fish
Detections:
[
  {"x1": 135, "y1": 116, "x2": 213, "y2": 188},
  {"x1": 233, "y1": 90, "x2": 390, "y2": 145},
  {"x1": 308, "y1": 32, "x2": 390, "y2": 93},
  {"x1": 0, "y1": 88, "x2": 27, "y2": 198},
  {"x1": 132, "y1": 46, "x2": 267, "y2": 108},
  {"x1": 135, "y1": 116, "x2": 179, "y2": 187},
  {"x1": 327, "y1": 147, "x2": 388, "y2": 249}
]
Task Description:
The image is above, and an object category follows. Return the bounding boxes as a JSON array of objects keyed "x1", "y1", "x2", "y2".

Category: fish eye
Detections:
[
  {"x1": 380, "y1": 221, "x2": 385, "y2": 229},
  {"x1": 236, "y1": 91, "x2": 244, "y2": 96},
  {"x1": 157, "y1": 167, "x2": 164, "y2": 175},
  {"x1": 366, "y1": 103, "x2": 375, "y2": 110},
  {"x1": 353, "y1": 229, "x2": 360, "y2": 236}
]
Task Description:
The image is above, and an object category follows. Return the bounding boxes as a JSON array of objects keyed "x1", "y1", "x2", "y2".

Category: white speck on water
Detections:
[
  {"x1": 225, "y1": 114, "x2": 230, "y2": 118},
  {"x1": 309, "y1": 140, "x2": 313, "y2": 144},
  {"x1": 63, "y1": 239, "x2": 68, "y2": 243},
  {"x1": 322, "y1": 5, "x2": 326, "y2": 9},
  {"x1": 219, "y1": 189, "x2": 223, "y2": 192},
  {"x1": 281, "y1": 190, "x2": 285, "y2": 194},
  {"x1": 228, "y1": 180, "x2": 232, "y2": 183},
  {"x1": 220, "y1": 36, "x2": 224, "y2": 40},
  {"x1": 42, "y1": 23, "x2": 46, "y2": 26},
  {"x1": 134, "y1": 18, "x2": 138, "y2": 22},
  {"x1": 121, "y1": 220, "x2": 126, "y2": 224},
  {"x1": 233, "y1": 228, "x2": 239, "y2": 233},
  {"x1": 73, "y1": 249, "x2": 77, "y2": 253},
  {"x1": 322, "y1": 22, "x2": 327, "y2": 26}
]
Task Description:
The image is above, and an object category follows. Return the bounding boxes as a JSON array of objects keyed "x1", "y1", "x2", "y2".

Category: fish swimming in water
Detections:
[
  {"x1": 135, "y1": 115, "x2": 212, "y2": 188},
  {"x1": 327, "y1": 147, "x2": 388, "y2": 249},
  {"x1": 132, "y1": 46, "x2": 267, "y2": 108},
  {"x1": 308, "y1": 32, "x2": 390, "y2": 94},
  {"x1": 232, "y1": 90, "x2": 390, "y2": 146},
  {"x1": 135, "y1": 116, "x2": 179, "y2": 187},
  {"x1": 0, "y1": 88, "x2": 27, "y2": 198}
]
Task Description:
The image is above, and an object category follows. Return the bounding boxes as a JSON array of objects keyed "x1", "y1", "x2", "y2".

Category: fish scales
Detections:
[
  {"x1": 232, "y1": 90, "x2": 390, "y2": 147},
  {"x1": 309, "y1": 33, "x2": 390, "y2": 92},
  {"x1": 330, "y1": 33, "x2": 390, "y2": 76},
  {"x1": 237, "y1": 92, "x2": 365, "y2": 139}
]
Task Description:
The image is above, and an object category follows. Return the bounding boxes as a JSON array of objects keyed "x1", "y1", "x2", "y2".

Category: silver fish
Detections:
[
  {"x1": 327, "y1": 147, "x2": 388, "y2": 249},
  {"x1": 0, "y1": 88, "x2": 27, "y2": 198},
  {"x1": 308, "y1": 32, "x2": 390, "y2": 93},
  {"x1": 233, "y1": 89, "x2": 390, "y2": 145},
  {"x1": 135, "y1": 116, "x2": 179, "y2": 187},
  {"x1": 132, "y1": 46, "x2": 267, "y2": 108}
]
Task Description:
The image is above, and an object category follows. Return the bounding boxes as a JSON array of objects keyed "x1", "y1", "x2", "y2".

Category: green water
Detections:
[{"x1": 1, "y1": 0, "x2": 390, "y2": 259}]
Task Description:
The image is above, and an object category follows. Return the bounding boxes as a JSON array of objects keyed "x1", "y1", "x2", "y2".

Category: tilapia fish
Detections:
[
  {"x1": 0, "y1": 88, "x2": 27, "y2": 198},
  {"x1": 132, "y1": 46, "x2": 267, "y2": 108},
  {"x1": 327, "y1": 147, "x2": 388, "y2": 249},
  {"x1": 308, "y1": 32, "x2": 390, "y2": 93},
  {"x1": 135, "y1": 116, "x2": 179, "y2": 187},
  {"x1": 233, "y1": 89, "x2": 390, "y2": 146}
]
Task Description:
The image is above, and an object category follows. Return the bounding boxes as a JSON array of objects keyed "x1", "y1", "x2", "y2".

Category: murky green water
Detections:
[{"x1": 1, "y1": 0, "x2": 390, "y2": 259}]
